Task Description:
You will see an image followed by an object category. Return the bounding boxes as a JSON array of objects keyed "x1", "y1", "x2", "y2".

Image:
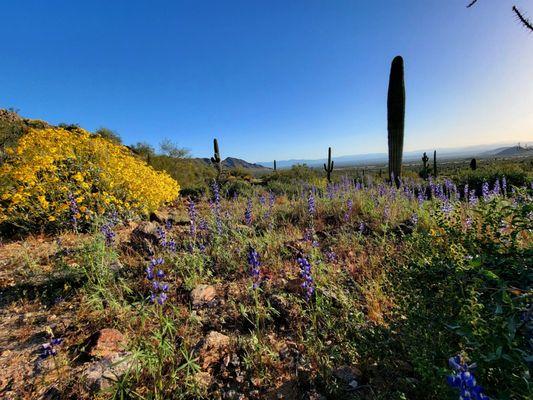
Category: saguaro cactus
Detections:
[
  {"x1": 273, "y1": 160, "x2": 277, "y2": 172},
  {"x1": 210, "y1": 138, "x2": 222, "y2": 180},
  {"x1": 470, "y1": 158, "x2": 477, "y2": 171},
  {"x1": 422, "y1": 152, "x2": 429, "y2": 170},
  {"x1": 433, "y1": 150, "x2": 437, "y2": 177},
  {"x1": 387, "y1": 56, "x2": 405, "y2": 187},
  {"x1": 323, "y1": 147, "x2": 334, "y2": 183}
]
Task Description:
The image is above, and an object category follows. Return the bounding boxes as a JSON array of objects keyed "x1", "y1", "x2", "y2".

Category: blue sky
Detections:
[{"x1": 1, "y1": 1, "x2": 532, "y2": 162}]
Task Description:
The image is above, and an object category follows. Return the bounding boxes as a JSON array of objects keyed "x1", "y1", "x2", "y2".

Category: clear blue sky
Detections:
[{"x1": 1, "y1": 0, "x2": 532, "y2": 162}]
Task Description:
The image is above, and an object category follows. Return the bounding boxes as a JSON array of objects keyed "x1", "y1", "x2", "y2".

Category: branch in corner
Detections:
[{"x1": 512, "y1": 6, "x2": 533, "y2": 32}]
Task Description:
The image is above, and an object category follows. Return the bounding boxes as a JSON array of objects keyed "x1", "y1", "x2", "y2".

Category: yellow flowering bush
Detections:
[{"x1": 0, "y1": 127, "x2": 180, "y2": 230}]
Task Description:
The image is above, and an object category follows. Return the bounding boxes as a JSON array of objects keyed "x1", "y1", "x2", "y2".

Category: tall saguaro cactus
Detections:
[
  {"x1": 273, "y1": 160, "x2": 277, "y2": 172},
  {"x1": 387, "y1": 56, "x2": 405, "y2": 187},
  {"x1": 210, "y1": 138, "x2": 222, "y2": 180},
  {"x1": 323, "y1": 147, "x2": 334, "y2": 183},
  {"x1": 433, "y1": 150, "x2": 438, "y2": 177}
]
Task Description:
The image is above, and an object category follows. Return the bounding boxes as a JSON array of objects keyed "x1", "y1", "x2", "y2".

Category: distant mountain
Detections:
[
  {"x1": 196, "y1": 157, "x2": 268, "y2": 170},
  {"x1": 484, "y1": 146, "x2": 533, "y2": 157},
  {"x1": 259, "y1": 142, "x2": 533, "y2": 169}
]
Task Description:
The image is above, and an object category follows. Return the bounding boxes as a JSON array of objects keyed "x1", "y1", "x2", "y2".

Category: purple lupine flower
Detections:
[
  {"x1": 41, "y1": 338, "x2": 63, "y2": 358},
  {"x1": 465, "y1": 217, "x2": 473, "y2": 229},
  {"x1": 326, "y1": 184, "x2": 335, "y2": 200},
  {"x1": 307, "y1": 191, "x2": 316, "y2": 216},
  {"x1": 297, "y1": 256, "x2": 314, "y2": 301},
  {"x1": 501, "y1": 176, "x2": 507, "y2": 195},
  {"x1": 146, "y1": 257, "x2": 164, "y2": 281},
  {"x1": 68, "y1": 193, "x2": 79, "y2": 229},
  {"x1": 247, "y1": 247, "x2": 261, "y2": 289},
  {"x1": 165, "y1": 219, "x2": 172, "y2": 230},
  {"x1": 264, "y1": 191, "x2": 276, "y2": 222},
  {"x1": 344, "y1": 198, "x2": 353, "y2": 222},
  {"x1": 211, "y1": 180, "x2": 222, "y2": 235},
  {"x1": 492, "y1": 179, "x2": 500, "y2": 196},
  {"x1": 358, "y1": 221, "x2": 365, "y2": 234},
  {"x1": 463, "y1": 184, "x2": 469, "y2": 201},
  {"x1": 198, "y1": 218, "x2": 209, "y2": 232},
  {"x1": 100, "y1": 224, "x2": 116, "y2": 246},
  {"x1": 469, "y1": 190, "x2": 478, "y2": 206},
  {"x1": 410, "y1": 213, "x2": 418, "y2": 225},
  {"x1": 303, "y1": 228, "x2": 313, "y2": 242},
  {"x1": 259, "y1": 194, "x2": 266, "y2": 206},
  {"x1": 447, "y1": 355, "x2": 489, "y2": 400},
  {"x1": 417, "y1": 191, "x2": 425, "y2": 206},
  {"x1": 188, "y1": 199, "x2": 197, "y2": 237},
  {"x1": 156, "y1": 226, "x2": 167, "y2": 247},
  {"x1": 146, "y1": 258, "x2": 168, "y2": 305},
  {"x1": 325, "y1": 250, "x2": 337, "y2": 263},
  {"x1": 244, "y1": 198, "x2": 253, "y2": 226},
  {"x1": 481, "y1": 181, "x2": 490, "y2": 201},
  {"x1": 441, "y1": 201, "x2": 454, "y2": 216}
]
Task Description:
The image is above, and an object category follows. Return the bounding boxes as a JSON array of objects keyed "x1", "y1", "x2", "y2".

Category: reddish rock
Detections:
[
  {"x1": 190, "y1": 284, "x2": 217, "y2": 307},
  {"x1": 87, "y1": 328, "x2": 127, "y2": 358},
  {"x1": 196, "y1": 331, "x2": 230, "y2": 369}
]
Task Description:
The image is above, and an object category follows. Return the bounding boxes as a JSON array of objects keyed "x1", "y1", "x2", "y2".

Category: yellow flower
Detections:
[{"x1": 0, "y1": 127, "x2": 180, "y2": 228}]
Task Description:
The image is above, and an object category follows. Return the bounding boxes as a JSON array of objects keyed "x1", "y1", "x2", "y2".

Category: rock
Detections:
[
  {"x1": 149, "y1": 210, "x2": 172, "y2": 224},
  {"x1": 130, "y1": 221, "x2": 161, "y2": 251},
  {"x1": 194, "y1": 371, "x2": 213, "y2": 390},
  {"x1": 83, "y1": 352, "x2": 134, "y2": 392},
  {"x1": 333, "y1": 365, "x2": 361, "y2": 391},
  {"x1": 190, "y1": 284, "x2": 217, "y2": 308},
  {"x1": 196, "y1": 331, "x2": 230, "y2": 369},
  {"x1": 87, "y1": 328, "x2": 127, "y2": 359}
]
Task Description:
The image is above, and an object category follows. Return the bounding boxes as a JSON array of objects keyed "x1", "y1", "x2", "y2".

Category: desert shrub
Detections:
[
  {"x1": 454, "y1": 163, "x2": 529, "y2": 195},
  {"x1": 93, "y1": 126, "x2": 122, "y2": 144},
  {"x1": 222, "y1": 178, "x2": 254, "y2": 198},
  {"x1": 0, "y1": 127, "x2": 179, "y2": 231},
  {"x1": 148, "y1": 155, "x2": 215, "y2": 191}
]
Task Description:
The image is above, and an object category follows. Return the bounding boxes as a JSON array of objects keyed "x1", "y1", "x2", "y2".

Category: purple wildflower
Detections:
[
  {"x1": 41, "y1": 338, "x2": 63, "y2": 358},
  {"x1": 68, "y1": 193, "x2": 79, "y2": 229},
  {"x1": 344, "y1": 199, "x2": 353, "y2": 222},
  {"x1": 501, "y1": 176, "x2": 507, "y2": 195},
  {"x1": 297, "y1": 256, "x2": 314, "y2": 301},
  {"x1": 482, "y1": 181, "x2": 490, "y2": 201},
  {"x1": 247, "y1": 247, "x2": 261, "y2": 289},
  {"x1": 100, "y1": 224, "x2": 116, "y2": 246},
  {"x1": 146, "y1": 258, "x2": 168, "y2": 305},
  {"x1": 188, "y1": 199, "x2": 197, "y2": 237},
  {"x1": 447, "y1": 355, "x2": 489, "y2": 400},
  {"x1": 245, "y1": 198, "x2": 253, "y2": 226},
  {"x1": 308, "y1": 191, "x2": 316, "y2": 216}
]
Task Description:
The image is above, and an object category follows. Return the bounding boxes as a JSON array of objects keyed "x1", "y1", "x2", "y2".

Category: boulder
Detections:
[
  {"x1": 87, "y1": 328, "x2": 127, "y2": 359},
  {"x1": 83, "y1": 352, "x2": 134, "y2": 392},
  {"x1": 190, "y1": 284, "x2": 217, "y2": 308},
  {"x1": 196, "y1": 331, "x2": 230, "y2": 369},
  {"x1": 130, "y1": 221, "x2": 160, "y2": 251}
]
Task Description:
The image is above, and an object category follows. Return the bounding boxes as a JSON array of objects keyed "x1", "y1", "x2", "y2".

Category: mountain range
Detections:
[{"x1": 256, "y1": 142, "x2": 533, "y2": 169}]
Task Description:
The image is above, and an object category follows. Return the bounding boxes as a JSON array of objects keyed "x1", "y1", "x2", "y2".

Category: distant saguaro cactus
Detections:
[
  {"x1": 433, "y1": 150, "x2": 437, "y2": 177},
  {"x1": 422, "y1": 152, "x2": 429, "y2": 170},
  {"x1": 470, "y1": 158, "x2": 477, "y2": 171},
  {"x1": 210, "y1": 138, "x2": 222, "y2": 180},
  {"x1": 387, "y1": 56, "x2": 405, "y2": 187},
  {"x1": 273, "y1": 160, "x2": 277, "y2": 172},
  {"x1": 323, "y1": 147, "x2": 334, "y2": 183}
]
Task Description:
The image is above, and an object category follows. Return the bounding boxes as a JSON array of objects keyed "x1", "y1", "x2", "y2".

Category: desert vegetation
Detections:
[{"x1": 0, "y1": 54, "x2": 531, "y2": 400}]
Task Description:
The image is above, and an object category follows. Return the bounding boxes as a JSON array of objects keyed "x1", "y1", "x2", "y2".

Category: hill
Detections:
[{"x1": 197, "y1": 157, "x2": 268, "y2": 170}]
